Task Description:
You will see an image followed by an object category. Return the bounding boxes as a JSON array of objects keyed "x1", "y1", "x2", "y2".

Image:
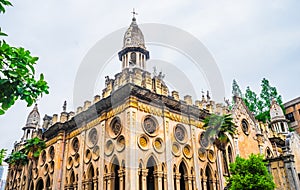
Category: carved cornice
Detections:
[{"x1": 44, "y1": 83, "x2": 210, "y2": 140}]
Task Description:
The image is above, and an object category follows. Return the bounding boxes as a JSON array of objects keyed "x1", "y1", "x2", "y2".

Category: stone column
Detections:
[
  {"x1": 187, "y1": 176, "x2": 193, "y2": 190},
  {"x1": 163, "y1": 173, "x2": 168, "y2": 190},
  {"x1": 174, "y1": 173, "x2": 181, "y2": 190},
  {"x1": 118, "y1": 169, "x2": 125, "y2": 190},
  {"x1": 93, "y1": 177, "x2": 98, "y2": 189},
  {"x1": 154, "y1": 171, "x2": 164, "y2": 190},
  {"x1": 212, "y1": 180, "x2": 217, "y2": 190},
  {"x1": 202, "y1": 178, "x2": 207, "y2": 190},
  {"x1": 110, "y1": 174, "x2": 115, "y2": 190},
  {"x1": 106, "y1": 174, "x2": 113, "y2": 190},
  {"x1": 103, "y1": 175, "x2": 107, "y2": 190},
  {"x1": 141, "y1": 169, "x2": 148, "y2": 190},
  {"x1": 192, "y1": 175, "x2": 196, "y2": 190}
]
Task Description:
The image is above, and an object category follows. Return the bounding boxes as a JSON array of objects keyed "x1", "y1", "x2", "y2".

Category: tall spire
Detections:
[
  {"x1": 118, "y1": 10, "x2": 150, "y2": 70},
  {"x1": 22, "y1": 104, "x2": 40, "y2": 141},
  {"x1": 131, "y1": 8, "x2": 138, "y2": 21}
]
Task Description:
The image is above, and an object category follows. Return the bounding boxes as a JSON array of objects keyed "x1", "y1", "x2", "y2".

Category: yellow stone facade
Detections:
[{"x1": 5, "y1": 16, "x2": 300, "y2": 190}]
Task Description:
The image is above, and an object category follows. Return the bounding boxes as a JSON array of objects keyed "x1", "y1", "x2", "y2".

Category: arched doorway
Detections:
[
  {"x1": 146, "y1": 156, "x2": 157, "y2": 190},
  {"x1": 36, "y1": 178, "x2": 44, "y2": 190},
  {"x1": 179, "y1": 161, "x2": 188, "y2": 190},
  {"x1": 87, "y1": 164, "x2": 95, "y2": 190},
  {"x1": 205, "y1": 166, "x2": 213, "y2": 190},
  {"x1": 111, "y1": 158, "x2": 120, "y2": 190}
]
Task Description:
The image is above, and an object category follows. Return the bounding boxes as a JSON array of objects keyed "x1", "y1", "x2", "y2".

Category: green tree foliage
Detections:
[
  {"x1": 232, "y1": 78, "x2": 283, "y2": 122},
  {"x1": 232, "y1": 79, "x2": 242, "y2": 98},
  {"x1": 0, "y1": 0, "x2": 49, "y2": 115},
  {"x1": 0, "y1": 148, "x2": 7, "y2": 165},
  {"x1": 203, "y1": 114, "x2": 236, "y2": 150},
  {"x1": 6, "y1": 151, "x2": 28, "y2": 167},
  {"x1": 227, "y1": 154, "x2": 275, "y2": 190},
  {"x1": 24, "y1": 137, "x2": 46, "y2": 159}
]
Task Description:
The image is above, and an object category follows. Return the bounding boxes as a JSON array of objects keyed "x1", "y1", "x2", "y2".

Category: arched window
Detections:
[
  {"x1": 69, "y1": 170, "x2": 75, "y2": 189},
  {"x1": 46, "y1": 175, "x2": 51, "y2": 190},
  {"x1": 173, "y1": 165, "x2": 177, "y2": 189},
  {"x1": 146, "y1": 156, "x2": 157, "y2": 190},
  {"x1": 111, "y1": 158, "x2": 120, "y2": 190},
  {"x1": 222, "y1": 150, "x2": 229, "y2": 174},
  {"x1": 179, "y1": 161, "x2": 188, "y2": 190},
  {"x1": 205, "y1": 166, "x2": 213, "y2": 190},
  {"x1": 87, "y1": 164, "x2": 95, "y2": 190},
  {"x1": 36, "y1": 178, "x2": 44, "y2": 190},
  {"x1": 139, "y1": 162, "x2": 143, "y2": 190}
]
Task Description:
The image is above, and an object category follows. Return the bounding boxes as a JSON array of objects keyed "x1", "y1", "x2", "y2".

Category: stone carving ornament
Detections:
[
  {"x1": 174, "y1": 124, "x2": 187, "y2": 143},
  {"x1": 88, "y1": 128, "x2": 98, "y2": 146},
  {"x1": 110, "y1": 117, "x2": 122, "y2": 138},
  {"x1": 72, "y1": 137, "x2": 80, "y2": 154},
  {"x1": 143, "y1": 116, "x2": 158, "y2": 135}
]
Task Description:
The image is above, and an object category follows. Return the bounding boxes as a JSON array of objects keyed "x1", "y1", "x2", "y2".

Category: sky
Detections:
[{"x1": 1, "y1": 0, "x2": 300, "y2": 151}]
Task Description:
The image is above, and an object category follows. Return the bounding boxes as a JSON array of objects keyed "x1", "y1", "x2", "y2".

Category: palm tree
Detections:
[
  {"x1": 203, "y1": 114, "x2": 236, "y2": 150},
  {"x1": 24, "y1": 137, "x2": 46, "y2": 159},
  {"x1": 0, "y1": 149, "x2": 7, "y2": 165}
]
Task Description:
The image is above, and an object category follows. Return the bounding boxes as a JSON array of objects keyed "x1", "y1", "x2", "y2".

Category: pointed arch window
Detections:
[{"x1": 146, "y1": 156, "x2": 157, "y2": 190}]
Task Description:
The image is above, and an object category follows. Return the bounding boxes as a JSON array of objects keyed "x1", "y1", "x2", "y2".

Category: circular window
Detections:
[
  {"x1": 66, "y1": 157, "x2": 73, "y2": 170},
  {"x1": 49, "y1": 161, "x2": 55, "y2": 174},
  {"x1": 174, "y1": 124, "x2": 187, "y2": 143},
  {"x1": 200, "y1": 132, "x2": 209, "y2": 148},
  {"x1": 207, "y1": 150, "x2": 216, "y2": 163},
  {"x1": 198, "y1": 148, "x2": 206, "y2": 161},
  {"x1": 241, "y1": 119, "x2": 249, "y2": 135},
  {"x1": 153, "y1": 137, "x2": 164, "y2": 153},
  {"x1": 116, "y1": 135, "x2": 126, "y2": 152},
  {"x1": 74, "y1": 153, "x2": 80, "y2": 168},
  {"x1": 92, "y1": 146, "x2": 100, "y2": 161},
  {"x1": 104, "y1": 140, "x2": 114, "y2": 156},
  {"x1": 143, "y1": 116, "x2": 158, "y2": 136},
  {"x1": 172, "y1": 142, "x2": 181, "y2": 157},
  {"x1": 71, "y1": 137, "x2": 80, "y2": 154},
  {"x1": 88, "y1": 128, "x2": 98, "y2": 147},
  {"x1": 43, "y1": 163, "x2": 49, "y2": 176},
  {"x1": 48, "y1": 146, "x2": 55, "y2": 161},
  {"x1": 183, "y1": 144, "x2": 193, "y2": 159},
  {"x1": 110, "y1": 117, "x2": 122, "y2": 138},
  {"x1": 84, "y1": 149, "x2": 92, "y2": 163},
  {"x1": 40, "y1": 150, "x2": 46, "y2": 166},
  {"x1": 138, "y1": 135, "x2": 149, "y2": 150}
]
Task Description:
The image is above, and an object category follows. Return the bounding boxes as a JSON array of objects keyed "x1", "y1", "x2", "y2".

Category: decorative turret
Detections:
[
  {"x1": 22, "y1": 104, "x2": 40, "y2": 141},
  {"x1": 118, "y1": 9, "x2": 149, "y2": 70},
  {"x1": 270, "y1": 99, "x2": 289, "y2": 134}
]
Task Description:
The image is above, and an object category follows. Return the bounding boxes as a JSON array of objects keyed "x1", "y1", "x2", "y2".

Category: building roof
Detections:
[
  {"x1": 284, "y1": 97, "x2": 300, "y2": 108},
  {"x1": 123, "y1": 17, "x2": 146, "y2": 49}
]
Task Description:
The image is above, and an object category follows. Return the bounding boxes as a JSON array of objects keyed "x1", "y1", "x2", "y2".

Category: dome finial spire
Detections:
[{"x1": 131, "y1": 8, "x2": 138, "y2": 21}]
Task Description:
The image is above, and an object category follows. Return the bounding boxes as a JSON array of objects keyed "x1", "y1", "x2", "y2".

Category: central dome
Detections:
[{"x1": 123, "y1": 18, "x2": 145, "y2": 49}]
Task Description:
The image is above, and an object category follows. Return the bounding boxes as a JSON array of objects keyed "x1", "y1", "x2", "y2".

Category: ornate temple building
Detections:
[{"x1": 5, "y1": 15, "x2": 300, "y2": 190}]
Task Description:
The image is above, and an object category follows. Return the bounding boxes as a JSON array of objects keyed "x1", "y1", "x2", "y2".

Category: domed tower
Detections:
[
  {"x1": 118, "y1": 13, "x2": 149, "y2": 70},
  {"x1": 21, "y1": 104, "x2": 40, "y2": 141},
  {"x1": 270, "y1": 99, "x2": 289, "y2": 134}
]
